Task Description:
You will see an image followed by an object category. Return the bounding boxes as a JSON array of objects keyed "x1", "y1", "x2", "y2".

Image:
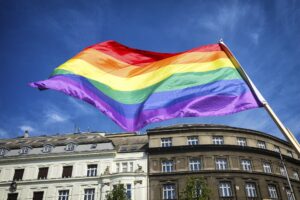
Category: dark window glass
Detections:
[
  {"x1": 87, "y1": 164, "x2": 97, "y2": 177},
  {"x1": 13, "y1": 169, "x2": 24, "y2": 181},
  {"x1": 38, "y1": 167, "x2": 48, "y2": 179},
  {"x1": 62, "y1": 166, "x2": 72, "y2": 178},
  {"x1": 7, "y1": 193, "x2": 18, "y2": 200},
  {"x1": 33, "y1": 191, "x2": 44, "y2": 200},
  {"x1": 84, "y1": 189, "x2": 95, "y2": 200}
]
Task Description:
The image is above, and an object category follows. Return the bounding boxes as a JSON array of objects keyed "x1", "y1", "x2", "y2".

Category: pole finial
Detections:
[{"x1": 219, "y1": 38, "x2": 224, "y2": 43}]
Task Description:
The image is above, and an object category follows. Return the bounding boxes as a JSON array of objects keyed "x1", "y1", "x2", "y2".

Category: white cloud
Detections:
[
  {"x1": 19, "y1": 125, "x2": 34, "y2": 132},
  {"x1": 47, "y1": 112, "x2": 66, "y2": 122}
]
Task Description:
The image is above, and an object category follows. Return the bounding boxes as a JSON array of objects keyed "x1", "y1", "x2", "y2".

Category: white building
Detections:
[{"x1": 0, "y1": 131, "x2": 148, "y2": 200}]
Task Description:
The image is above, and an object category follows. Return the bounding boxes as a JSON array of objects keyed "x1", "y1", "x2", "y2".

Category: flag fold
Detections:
[{"x1": 30, "y1": 40, "x2": 262, "y2": 131}]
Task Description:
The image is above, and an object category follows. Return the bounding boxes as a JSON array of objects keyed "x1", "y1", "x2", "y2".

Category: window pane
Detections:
[
  {"x1": 13, "y1": 169, "x2": 24, "y2": 181},
  {"x1": 62, "y1": 166, "x2": 73, "y2": 178},
  {"x1": 87, "y1": 164, "x2": 97, "y2": 177},
  {"x1": 7, "y1": 193, "x2": 18, "y2": 200},
  {"x1": 219, "y1": 182, "x2": 232, "y2": 197},
  {"x1": 163, "y1": 184, "x2": 176, "y2": 199},
  {"x1": 38, "y1": 167, "x2": 49, "y2": 179},
  {"x1": 33, "y1": 191, "x2": 44, "y2": 200},
  {"x1": 84, "y1": 189, "x2": 95, "y2": 200},
  {"x1": 58, "y1": 190, "x2": 69, "y2": 200}
]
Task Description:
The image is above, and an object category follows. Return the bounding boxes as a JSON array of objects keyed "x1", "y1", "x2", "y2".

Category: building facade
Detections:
[
  {"x1": 148, "y1": 124, "x2": 300, "y2": 200},
  {"x1": 0, "y1": 132, "x2": 147, "y2": 200}
]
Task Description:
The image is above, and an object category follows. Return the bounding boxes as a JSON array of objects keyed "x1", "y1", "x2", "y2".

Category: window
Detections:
[
  {"x1": 268, "y1": 185, "x2": 278, "y2": 199},
  {"x1": 19, "y1": 146, "x2": 30, "y2": 154},
  {"x1": 126, "y1": 184, "x2": 132, "y2": 199},
  {"x1": 163, "y1": 184, "x2": 176, "y2": 199},
  {"x1": 257, "y1": 141, "x2": 266, "y2": 149},
  {"x1": 162, "y1": 160, "x2": 174, "y2": 172},
  {"x1": 62, "y1": 166, "x2": 73, "y2": 178},
  {"x1": 42, "y1": 144, "x2": 53, "y2": 153},
  {"x1": 7, "y1": 193, "x2": 18, "y2": 200},
  {"x1": 84, "y1": 188, "x2": 95, "y2": 200},
  {"x1": 237, "y1": 137, "x2": 247, "y2": 146},
  {"x1": 0, "y1": 148, "x2": 7, "y2": 156},
  {"x1": 187, "y1": 136, "x2": 198, "y2": 145},
  {"x1": 245, "y1": 183, "x2": 257, "y2": 198},
  {"x1": 37, "y1": 167, "x2": 48, "y2": 179},
  {"x1": 241, "y1": 159, "x2": 252, "y2": 171},
  {"x1": 213, "y1": 136, "x2": 224, "y2": 145},
  {"x1": 287, "y1": 150, "x2": 293, "y2": 157},
  {"x1": 65, "y1": 143, "x2": 75, "y2": 151},
  {"x1": 219, "y1": 182, "x2": 233, "y2": 197},
  {"x1": 33, "y1": 191, "x2": 44, "y2": 200},
  {"x1": 292, "y1": 171, "x2": 299, "y2": 180},
  {"x1": 129, "y1": 162, "x2": 133, "y2": 172},
  {"x1": 280, "y1": 167, "x2": 287, "y2": 176},
  {"x1": 189, "y1": 159, "x2": 201, "y2": 171},
  {"x1": 273, "y1": 145, "x2": 280, "y2": 153},
  {"x1": 215, "y1": 158, "x2": 228, "y2": 170},
  {"x1": 161, "y1": 138, "x2": 172, "y2": 147},
  {"x1": 58, "y1": 190, "x2": 69, "y2": 200},
  {"x1": 286, "y1": 188, "x2": 294, "y2": 200},
  {"x1": 122, "y1": 162, "x2": 128, "y2": 172},
  {"x1": 116, "y1": 163, "x2": 120, "y2": 173},
  {"x1": 13, "y1": 169, "x2": 24, "y2": 181},
  {"x1": 263, "y1": 162, "x2": 272, "y2": 173},
  {"x1": 87, "y1": 164, "x2": 97, "y2": 177},
  {"x1": 90, "y1": 144, "x2": 97, "y2": 149}
]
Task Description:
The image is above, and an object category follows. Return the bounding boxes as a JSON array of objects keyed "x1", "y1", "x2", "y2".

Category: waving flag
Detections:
[{"x1": 30, "y1": 40, "x2": 262, "y2": 131}]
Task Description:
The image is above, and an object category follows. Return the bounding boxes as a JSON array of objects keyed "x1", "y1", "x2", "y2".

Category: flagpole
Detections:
[{"x1": 219, "y1": 40, "x2": 300, "y2": 156}]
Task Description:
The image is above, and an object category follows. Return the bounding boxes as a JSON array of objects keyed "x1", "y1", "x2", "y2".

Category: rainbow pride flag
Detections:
[{"x1": 30, "y1": 41, "x2": 262, "y2": 131}]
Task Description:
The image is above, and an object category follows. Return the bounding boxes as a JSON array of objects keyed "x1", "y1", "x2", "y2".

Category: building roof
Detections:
[
  {"x1": 106, "y1": 133, "x2": 148, "y2": 152},
  {"x1": 0, "y1": 132, "x2": 111, "y2": 149}
]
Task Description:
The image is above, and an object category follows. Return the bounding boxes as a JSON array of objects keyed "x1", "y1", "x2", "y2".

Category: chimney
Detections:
[{"x1": 24, "y1": 130, "x2": 29, "y2": 138}]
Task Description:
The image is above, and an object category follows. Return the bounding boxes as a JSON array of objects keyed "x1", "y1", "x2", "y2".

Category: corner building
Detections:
[{"x1": 148, "y1": 124, "x2": 300, "y2": 200}]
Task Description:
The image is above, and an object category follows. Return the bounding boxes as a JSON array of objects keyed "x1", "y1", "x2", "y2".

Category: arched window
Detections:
[
  {"x1": 42, "y1": 144, "x2": 53, "y2": 153},
  {"x1": 65, "y1": 143, "x2": 76, "y2": 151},
  {"x1": 0, "y1": 148, "x2": 7, "y2": 156},
  {"x1": 19, "y1": 146, "x2": 31, "y2": 154}
]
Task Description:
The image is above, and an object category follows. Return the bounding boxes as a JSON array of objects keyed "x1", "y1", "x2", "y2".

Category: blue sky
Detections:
[{"x1": 0, "y1": 0, "x2": 299, "y2": 141}]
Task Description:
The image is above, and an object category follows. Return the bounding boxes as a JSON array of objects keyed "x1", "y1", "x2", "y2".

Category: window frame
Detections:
[
  {"x1": 215, "y1": 158, "x2": 228, "y2": 170},
  {"x1": 19, "y1": 146, "x2": 31, "y2": 155},
  {"x1": 84, "y1": 188, "x2": 95, "y2": 200},
  {"x1": 161, "y1": 138, "x2": 172, "y2": 147},
  {"x1": 237, "y1": 137, "x2": 247, "y2": 146},
  {"x1": 13, "y1": 168, "x2": 24, "y2": 181},
  {"x1": 162, "y1": 183, "x2": 176, "y2": 200},
  {"x1": 58, "y1": 190, "x2": 69, "y2": 200},
  {"x1": 241, "y1": 159, "x2": 252, "y2": 171},
  {"x1": 42, "y1": 144, "x2": 53, "y2": 153},
  {"x1": 245, "y1": 182, "x2": 258, "y2": 198},
  {"x1": 62, "y1": 166, "x2": 73, "y2": 178},
  {"x1": 257, "y1": 140, "x2": 266, "y2": 149},
  {"x1": 87, "y1": 164, "x2": 97, "y2": 177},
  {"x1": 212, "y1": 136, "x2": 224, "y2": 145},
  {"x1": 268, "y1": 184, "x2": 279, "y2": 199},
  {"x1": 65, "y1": 143, "x2": 76, "y2": 151},
  {"x1": 219, "y1": 181, "x2": 233, "y2": 197},
  {"x1": 189, "y1": 158, "x2": 201, "y2": 171},
  {"x1": 37, "y1": 167, "x2": 49, "y2": 180},
  {"x1": 162, "y1": 160, "x2": 174, "y2": 172},
  {"x1": 263, "y1": 162, "x2": 272, "y2": 173},
  {"x1": 187, "y1": 136, "x2": 199, "y2": 145}
]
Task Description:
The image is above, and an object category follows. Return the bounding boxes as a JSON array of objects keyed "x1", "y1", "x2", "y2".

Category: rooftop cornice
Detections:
[{"x1": 147, "y1": 124, "x2": 291, "y2": 147}]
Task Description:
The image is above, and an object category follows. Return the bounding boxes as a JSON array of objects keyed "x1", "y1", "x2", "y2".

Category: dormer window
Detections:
[
  {"x1": 65, "y1": 143, "x2": 76, "y2": 151},
  {"x1": 19, "y1": 146, "x2": 31, "y2": 154},
  {"x1": 0, "y1": 148, "x2": 7, "y2": 156},
  {"x1": 42, "y1": 144, "x2": 53, "y2": 153}
]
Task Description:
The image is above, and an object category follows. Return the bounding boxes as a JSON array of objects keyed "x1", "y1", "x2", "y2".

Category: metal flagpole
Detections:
[
  {"x1": 278, "y1": 149, "x2": 296, "y2": 200},
  {"x1": 219, "y1": 40, "x2": 300, "y2": 156}
]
